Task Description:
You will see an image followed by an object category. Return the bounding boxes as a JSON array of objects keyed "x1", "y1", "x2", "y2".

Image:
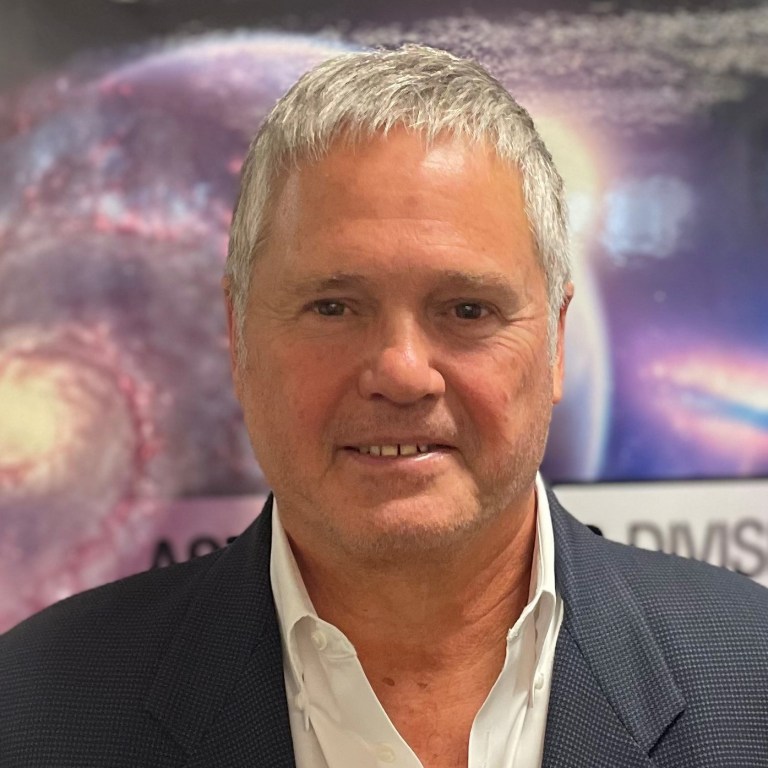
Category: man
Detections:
[{"x1": 2, "y1": 45, "x2": 768, "y2": 768}]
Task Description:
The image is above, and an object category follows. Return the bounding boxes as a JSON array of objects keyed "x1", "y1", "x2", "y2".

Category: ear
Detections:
[
  {"x1": 222, "y1": 276, "x2": 242, "y2": 400},
  {"x1": 552, "y1": 282, "x2": 574, "y2": 405}
]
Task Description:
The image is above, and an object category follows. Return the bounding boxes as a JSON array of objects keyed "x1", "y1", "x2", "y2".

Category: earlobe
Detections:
[{"x1": 552, "y1": 282, "x2": 574, "y2": 405}]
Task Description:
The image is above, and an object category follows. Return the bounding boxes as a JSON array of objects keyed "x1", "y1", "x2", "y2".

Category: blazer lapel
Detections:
[
  {"x1": 543, "y1": 491, "x2": 685, "y2": 767},
  {"x1": 144, "y1": 496, "x2": 296, "y2": 768},
  {"x1": 543, "y1": 627, "x2": 655, "y2": 768}
]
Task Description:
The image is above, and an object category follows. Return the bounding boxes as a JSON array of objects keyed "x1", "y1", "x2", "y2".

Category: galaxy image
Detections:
[{"x1": 1, "y1": 1, "x2": 767, "y2": 629}]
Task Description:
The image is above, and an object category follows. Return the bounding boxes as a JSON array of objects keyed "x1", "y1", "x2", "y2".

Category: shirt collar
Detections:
[
  {"x1": 531, "y1": 474, "x2": 554, "y2": 599},
  {"x1": 270, "y1": 498, "x2": 317, "y2": 693},
  {"x1": 527, "y1": 472, "x2": 559, "y2": 702},
  {"x1": 270, "y1": 473, "x2": 559, "y2": 696}
]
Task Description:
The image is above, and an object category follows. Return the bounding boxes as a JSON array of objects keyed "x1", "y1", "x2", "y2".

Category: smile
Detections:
[
  {"x1": 357, "y1": 444, "x2": 430, "y2": 457},
  {"x1": 346, "y1": 443, "x2": 453, "y2": 458}
]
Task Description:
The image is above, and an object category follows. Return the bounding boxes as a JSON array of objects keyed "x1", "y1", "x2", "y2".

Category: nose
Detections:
[{"x1": 358, "y1": 314, "x2": 446, "y2": 405}]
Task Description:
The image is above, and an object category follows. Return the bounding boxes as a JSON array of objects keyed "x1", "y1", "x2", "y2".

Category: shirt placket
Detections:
[{"x1": 299, "y1": 618, "x2": 424, "y2": 768}]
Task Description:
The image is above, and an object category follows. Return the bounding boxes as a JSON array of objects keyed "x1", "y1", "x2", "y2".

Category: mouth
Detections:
[{"x1": 343, "y1": 443, "x2": 452, "y2": 457}]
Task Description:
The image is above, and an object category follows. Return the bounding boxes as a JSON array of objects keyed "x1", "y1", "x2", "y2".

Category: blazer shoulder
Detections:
[
  {"x1": 0, "y1": 556, "x2": 231, "y2": 767},
  {"x1": 0, "y1": 507, "x2": 277, "y2": 767},
  {"x1": 552, "y1": 496, "x2": 768, "y2": 673},
  {"x1": 603, "y1": 532, "x2": 768, "y2": 618},
  {"x1": 550, "y1": 498, "x2": 768, "y2": 766},
  {"x1": 550, "y1": 493, "x2": 768, "y2": 626},
  {"x1": 0, "y1": 549, "x2": 223, "y2": 695},
  {"x1": 592, "y1": 532, "x2": 768, "y2": 691}
]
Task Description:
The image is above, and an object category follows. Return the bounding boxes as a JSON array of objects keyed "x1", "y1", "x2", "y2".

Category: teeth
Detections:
[{"x1": 357, "y1": 444, "x2": 433, "y2": 456}]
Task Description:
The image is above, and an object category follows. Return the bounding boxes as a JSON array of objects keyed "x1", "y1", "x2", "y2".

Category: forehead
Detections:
[{"x1": 261, "y1": 127, "x2": 538, "y2": 282}]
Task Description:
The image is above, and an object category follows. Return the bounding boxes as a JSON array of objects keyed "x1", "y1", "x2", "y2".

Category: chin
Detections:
[{"x1": 325, "y1": 494, "x2": 489, "y2": 561}]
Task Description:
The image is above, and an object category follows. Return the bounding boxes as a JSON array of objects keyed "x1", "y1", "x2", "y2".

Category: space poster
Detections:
[{"x1": 1, "y1": 0, "x2": 767, "y2": 630}]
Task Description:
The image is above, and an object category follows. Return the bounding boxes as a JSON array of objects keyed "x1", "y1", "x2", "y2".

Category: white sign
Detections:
[{"x1": 554, "y1": 479, "x2": 768, "y2": 587}]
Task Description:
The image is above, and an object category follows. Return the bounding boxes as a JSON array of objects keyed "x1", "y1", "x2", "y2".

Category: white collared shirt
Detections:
[{"x1": 270, "y1": 473, "x2": 563, "y2": 767}]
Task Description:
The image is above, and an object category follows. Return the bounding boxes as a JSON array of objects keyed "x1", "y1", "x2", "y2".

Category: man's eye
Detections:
[
  {"x1": 454, "y1": 303, "x2": 488, "y2": 320},
  {"x1": 313, "y1": 300, "x2": 347, "y2": 317}
]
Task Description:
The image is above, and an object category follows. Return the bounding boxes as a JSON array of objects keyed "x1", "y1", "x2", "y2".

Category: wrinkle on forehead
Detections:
[
  {"x1": 258, "y1": 128, "x2": 542, "y2": 301},
  {"x1": 276, "y1": 128, "x2": 523, "y2": 213}
]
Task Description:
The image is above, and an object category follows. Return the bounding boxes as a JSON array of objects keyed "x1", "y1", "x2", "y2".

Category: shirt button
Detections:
[
  {"x1": 311, "y1": 629, "x2": 328, "y2": 651},
  {"x1": 534, "y1": 672, "x2": 545, "y2": 690},
  {"x1": 375, "y1": 743, "x2": 397, "y2": 763}
]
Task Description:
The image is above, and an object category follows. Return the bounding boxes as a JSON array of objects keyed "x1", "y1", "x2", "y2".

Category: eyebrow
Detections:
[
  {"x1": 285, "y1": 269, "x2": 523, "y2": 301},
  {"x1": 286, "y1": 272, "x2": 370, "y2": 296}
]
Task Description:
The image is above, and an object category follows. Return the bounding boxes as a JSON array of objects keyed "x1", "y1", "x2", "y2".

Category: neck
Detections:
[{"x1": 288, "y1": 488, "x2": 537, "y2": 683}]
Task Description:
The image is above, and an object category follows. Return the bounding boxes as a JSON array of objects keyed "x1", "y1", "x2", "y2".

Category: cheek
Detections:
[
  {"x1": 452, "y1": 348, "x2": 551, "y2": 448},
  {"x1": 261, "y1": 342, "x2": 352, "y2": 440},
  {"x1": 466, "y1": 383, "x2": 516, "y2": 447}
]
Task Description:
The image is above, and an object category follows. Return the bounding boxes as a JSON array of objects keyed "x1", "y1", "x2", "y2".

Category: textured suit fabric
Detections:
[{"x1": 2, "y1": 492, "x2": 768, "y2": 767}]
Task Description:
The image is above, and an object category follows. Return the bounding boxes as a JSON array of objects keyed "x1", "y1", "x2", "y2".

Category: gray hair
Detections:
[{"x1": 226, "y1": 44, "x2": 571, "y2": 359}]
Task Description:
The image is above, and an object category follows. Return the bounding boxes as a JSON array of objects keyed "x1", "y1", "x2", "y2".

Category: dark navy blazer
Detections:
[{"x1": 3, "y1": 492, "x2": 768, "y2": 767}]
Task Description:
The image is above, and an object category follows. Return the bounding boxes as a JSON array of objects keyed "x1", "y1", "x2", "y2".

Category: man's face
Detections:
[{"x1": 227, "y1": 128, "x2": 569, "y2": 562}]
